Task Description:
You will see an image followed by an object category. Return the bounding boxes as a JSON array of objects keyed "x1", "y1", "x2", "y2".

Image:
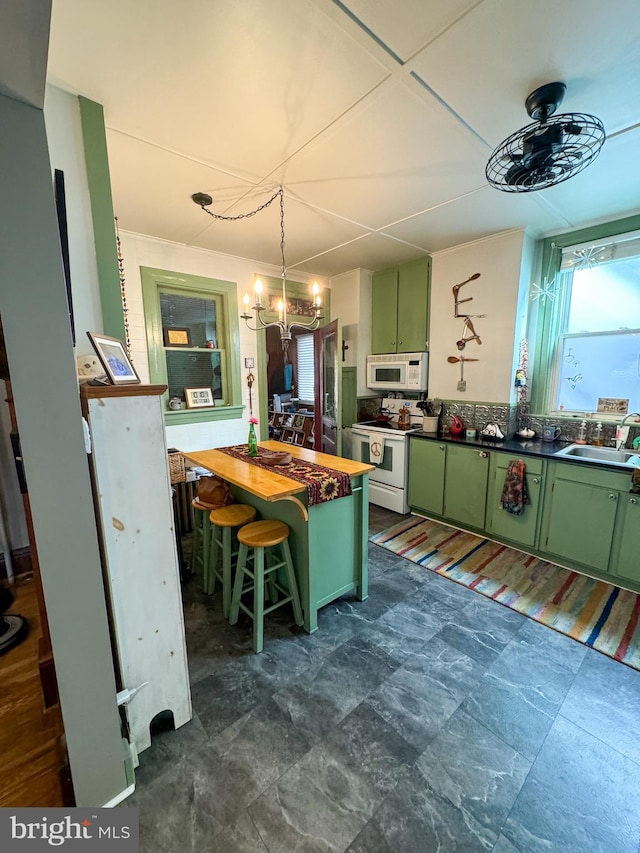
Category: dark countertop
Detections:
[{"x1": 410, "y1": 430, "x2": 571, "y2": 458}]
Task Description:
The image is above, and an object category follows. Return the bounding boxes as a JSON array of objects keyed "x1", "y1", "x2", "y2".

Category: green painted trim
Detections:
[
  {"x1": 140, "y1": 267, "x2": 242, "y2": 424},
  {"x1": 78, "y1": 97, "x2": 126, "y2": 341},
  {"x1": 530, "y1": 213, "x2": 640, "y2": 413},
  {"x1": 164, "y1": 405, "x2": 245, "y2": 425}
]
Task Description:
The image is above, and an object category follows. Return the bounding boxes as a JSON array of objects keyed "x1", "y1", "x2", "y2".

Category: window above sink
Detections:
[{"x1": 531, "y1": 215, "x2": 640, "y2": 420}]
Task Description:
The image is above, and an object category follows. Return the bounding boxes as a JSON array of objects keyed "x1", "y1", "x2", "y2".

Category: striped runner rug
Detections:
[{"x1": 371, "y1": 516, "x2": 640, "y2": 671}]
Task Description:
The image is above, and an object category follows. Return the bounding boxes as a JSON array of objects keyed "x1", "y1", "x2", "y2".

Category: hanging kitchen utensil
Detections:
[
  {"x1": 456, "y1": 317, "x2": 482, "y2": 350},
  {"x1": 447, "y1": 356, "x2": 479, "y2": 392},
  {"x1": 452, "y1": 272, "x2": 486, "y2": 318}
]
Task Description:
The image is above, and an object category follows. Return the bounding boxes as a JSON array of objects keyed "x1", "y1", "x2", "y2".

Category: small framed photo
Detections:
[
  {"x1": 87, "y1": 332, "x2": 140, "y2": 385},
  {"x1": 184, "y1": 387, "x2": 215, "y2": 409},
  {"x1": 163, "y1": 327, "x2": 192, "y2": 347}
]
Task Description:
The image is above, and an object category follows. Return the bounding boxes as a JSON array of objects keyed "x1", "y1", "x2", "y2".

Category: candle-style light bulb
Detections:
[
  {"x1": 277, "y1": 298, "x2": 284, "y2": 320},
  {"x1": 254, "y1": 278, "x2": 263, "y2": 307},
  {"x1": 312, "y1": 282, "x2": 320, "y2": 307},
  {"x1": 243, "y1": 292, "x2": 250, "y2": 308}
]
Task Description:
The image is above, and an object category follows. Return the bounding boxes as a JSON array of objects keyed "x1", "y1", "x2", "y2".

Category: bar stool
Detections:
[
  {"x1": 207, "y1": 504, "x2": 257, "y2": 617},
  {"x1": 229, "y1": 520, "x2": 303, "y2": 653},
  {"x1": 191, "y1": 497, "x2": 219, "y2": 583}
]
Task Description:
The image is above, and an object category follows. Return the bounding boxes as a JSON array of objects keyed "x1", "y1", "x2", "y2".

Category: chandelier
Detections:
[{"x1": 191, "y1": 186, "x2": 323, "y2": 353}]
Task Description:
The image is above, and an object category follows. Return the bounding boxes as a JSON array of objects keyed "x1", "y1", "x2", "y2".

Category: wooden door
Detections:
[{"x1": 314, "y1": 319, "x2": 341, "y2": 456}]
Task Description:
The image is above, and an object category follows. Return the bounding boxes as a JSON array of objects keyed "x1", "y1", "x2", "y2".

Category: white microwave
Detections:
[{"x1": 366, "y1": 352, "x2": 428, "y2": 392}]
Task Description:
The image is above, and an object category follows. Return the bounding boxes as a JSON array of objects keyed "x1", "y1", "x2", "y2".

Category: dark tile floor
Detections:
[{"x1": 127, "y1": 505, "x2": 640, "y2": 852}]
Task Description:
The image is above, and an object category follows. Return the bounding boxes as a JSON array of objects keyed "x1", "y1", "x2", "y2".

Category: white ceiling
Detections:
[{"x1": 46, "y1": 0, "x2": 640, "y2": 277}]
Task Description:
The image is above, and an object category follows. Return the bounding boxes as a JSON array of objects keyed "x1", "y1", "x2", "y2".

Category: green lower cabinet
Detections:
[
  {"x1": 408, "y1": 438, "x2": 445, "y2": 516},
  {"x1": 487, "y1": 456, "x2": 543, "y2": 548},
  {"x1": 544, "y1": 477, "x2": 619, "y2": 572},
  {"x1": 611, "y1": 494, "x2": 640, "y2": 582},
  {"x1": 443, "y1": 445, "x2": 490, "y2": 530}
]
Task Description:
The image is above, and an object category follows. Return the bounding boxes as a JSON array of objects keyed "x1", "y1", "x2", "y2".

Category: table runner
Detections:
[{"x1": 217, "y1": 445, "x2": 352, "y2": 506}]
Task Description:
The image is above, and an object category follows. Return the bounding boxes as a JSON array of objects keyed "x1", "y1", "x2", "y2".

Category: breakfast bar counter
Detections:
[{"x1": 184, "y1": 441, "x2": 374, "y2": 632}]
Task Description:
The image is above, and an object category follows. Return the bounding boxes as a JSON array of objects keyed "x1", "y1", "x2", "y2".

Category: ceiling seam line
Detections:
[
  {"x1": 409, "y1": 71, "x2": 492, "y2": 150},
  {"x1": 329, "y1": 0, "x2": 404, "y2": 65}
]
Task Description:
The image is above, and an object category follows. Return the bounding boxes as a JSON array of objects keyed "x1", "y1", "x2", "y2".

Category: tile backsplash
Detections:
[{"x1": 355, "y1": 396, "x2": 639, "y2": 447}]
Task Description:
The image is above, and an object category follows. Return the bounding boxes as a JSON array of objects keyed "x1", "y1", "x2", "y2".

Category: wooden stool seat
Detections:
[
  {"x1": 230, "y1": 521, "x2": 303, "y2": 653},
  {"x1": 209, "y1": 504, "x2": 256, "y2": 528},
  {"x1": 237, "y1": 520, "x2": 289, "y2": 549},
  {"x1": 207, "y1": 504, "x2": 257, "y2": 617}
]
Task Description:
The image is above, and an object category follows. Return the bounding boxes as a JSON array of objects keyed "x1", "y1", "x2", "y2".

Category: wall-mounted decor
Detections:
[
  {"x1": 184, "y1": 387, "x2": 214, "y2": 409},
  {"x1": 452, "y1": 273, "x2": 485, "y2": 318},
  {"x1": 163, "y1": 327, "x2": 192, "y2": 347},
  {"x1": 87, "y1": 332, "x2": 140, "y2": 385}
]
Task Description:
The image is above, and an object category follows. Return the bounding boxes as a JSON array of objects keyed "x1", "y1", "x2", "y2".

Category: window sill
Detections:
[{"x1": 163, "y1": 404, "x2": 244, "y2": 426}]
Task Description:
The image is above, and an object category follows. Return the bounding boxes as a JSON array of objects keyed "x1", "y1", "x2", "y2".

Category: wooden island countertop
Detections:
[{"x1": 184, "y1": 440, "x2": 374, "y2": 503}]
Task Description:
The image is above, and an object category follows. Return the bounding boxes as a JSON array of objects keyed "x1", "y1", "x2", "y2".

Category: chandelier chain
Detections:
[
  {"x1": 198, "y1": 187, "x2": 283, "y2": 223},
  {"x1": 280, "y1": 189, "x2": 286, "y2": 281}
]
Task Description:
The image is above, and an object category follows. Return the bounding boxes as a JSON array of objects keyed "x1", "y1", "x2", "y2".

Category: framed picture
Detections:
[
  {"x1": 163, "y1": 327, "x2": 192, "y2": 347},
  {"x1": 87, "y1": 332, "x2": 140, "y2": 385},
  {"x1": 184, "y1": 387, "x2": 215, "y2": 409}
]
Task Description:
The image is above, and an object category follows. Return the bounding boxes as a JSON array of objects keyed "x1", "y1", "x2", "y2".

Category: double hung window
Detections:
[
  {"x1": 141, "y1": 267, "x2": 242, "y2": 421},
  {"x1": 545, "y1": 230, "x2": 640, "y2": 415}
]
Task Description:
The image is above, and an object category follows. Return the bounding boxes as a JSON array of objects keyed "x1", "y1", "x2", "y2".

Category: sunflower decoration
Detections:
[{"x1": 319, "y1": 477, "x2": 340, "y2": 501}]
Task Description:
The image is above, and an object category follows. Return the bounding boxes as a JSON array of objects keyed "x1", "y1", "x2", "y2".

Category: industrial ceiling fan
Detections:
[{"x1": 485, "y1": 82, "x2": 606, "y2": 192}]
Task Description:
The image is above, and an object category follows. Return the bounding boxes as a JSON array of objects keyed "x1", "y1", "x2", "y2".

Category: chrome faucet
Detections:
[{"x1": 616, "y1": 412, "x2": 640, "y2": 449}]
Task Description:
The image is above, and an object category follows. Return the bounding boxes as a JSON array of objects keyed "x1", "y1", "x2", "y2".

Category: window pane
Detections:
[
  {"x1": 160, "y1": 292, "x2": 219, "y2": 348},
  {"x1": 296, "y1": 334, "x2": 315, "y2": 402},
  {"x1": 568, "y1": 259, "x2": 640, "y2": 333},
  {"x1": 166, "y1": 350, "x2": 224, "y2": 402},
  {"x1": 556, "y1": 332, "x2": 640, "y2": 413}
]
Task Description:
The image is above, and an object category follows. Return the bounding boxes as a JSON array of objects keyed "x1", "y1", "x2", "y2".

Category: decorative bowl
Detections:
[
  {"x1": 516, "y1": 429, "x2": 536, "y2": 439},
  {"x1": 261, "y1": 452, "x2": 292, "y2": 466}
]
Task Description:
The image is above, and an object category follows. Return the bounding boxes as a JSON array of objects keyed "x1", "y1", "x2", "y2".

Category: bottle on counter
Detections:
[
  {"x1": 591, "y1": 422, "x2": 604, "y2": 446},
  {"x1": 247, "y1": 418, "x2": 259, "y2": 457},
  {"x1": 576, "y1": 420, "x2": 587, "y2": 444}
]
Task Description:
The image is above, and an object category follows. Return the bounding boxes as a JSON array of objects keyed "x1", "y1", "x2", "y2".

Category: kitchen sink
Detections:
[{"x1": 554, "y1": 443, "x2": 640, "y2": 469}]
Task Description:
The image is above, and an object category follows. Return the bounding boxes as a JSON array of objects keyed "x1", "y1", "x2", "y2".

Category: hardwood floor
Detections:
[{"x1": 0, "y1": 578, "x2": 69, "y2": 806}]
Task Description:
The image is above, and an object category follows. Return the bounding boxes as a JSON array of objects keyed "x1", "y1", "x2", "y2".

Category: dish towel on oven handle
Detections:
[
  {"x1": 368, "y1": 435, "x2": 385, "y2": 465},
  {"x1": 500, "y1": 459, "x2": 529, "y2": 515}
]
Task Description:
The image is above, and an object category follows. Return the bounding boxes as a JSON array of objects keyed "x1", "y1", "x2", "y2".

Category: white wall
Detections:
[
  {"x1": 118, "y1": 231, "x2": 329, "y2": 452},
  {"x1": 429, "y1": 230, "x2": 531, "y2": 403},
  {"x1": 330, "y1": 268, "x2": 372, "y2": 397}
]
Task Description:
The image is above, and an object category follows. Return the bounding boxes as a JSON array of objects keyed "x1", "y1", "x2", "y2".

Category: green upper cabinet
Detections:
[{"x1": 371, "y1": 257, "x2": 431, "y2": 353}]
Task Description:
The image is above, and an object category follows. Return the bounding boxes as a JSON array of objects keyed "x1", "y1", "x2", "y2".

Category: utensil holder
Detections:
[{"x1": 422, "y1": 416, "x2": 439, "y2": 433}]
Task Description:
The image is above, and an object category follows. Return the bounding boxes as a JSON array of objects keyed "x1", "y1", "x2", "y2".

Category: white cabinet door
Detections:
[{"x1": 87, "y1": 388, "x2": 191, "y2": 755}]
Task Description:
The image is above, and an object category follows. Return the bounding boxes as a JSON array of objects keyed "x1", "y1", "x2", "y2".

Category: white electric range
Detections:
[{"x1": 351, "y1": 398, "x2": 423, "y2": 514}]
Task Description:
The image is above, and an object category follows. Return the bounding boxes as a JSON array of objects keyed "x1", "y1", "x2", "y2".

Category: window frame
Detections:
[
  {"x1": 530, "y1": 214, "x2": 640, "y2": 417},
  {"x1": 141, "y1": 267, "x2": 243, "y2": 424}
]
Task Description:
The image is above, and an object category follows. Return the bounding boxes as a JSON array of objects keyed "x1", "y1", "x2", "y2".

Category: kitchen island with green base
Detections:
[{"x1": 185, "y1": 441, "x2": 373, "y2": 633}]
